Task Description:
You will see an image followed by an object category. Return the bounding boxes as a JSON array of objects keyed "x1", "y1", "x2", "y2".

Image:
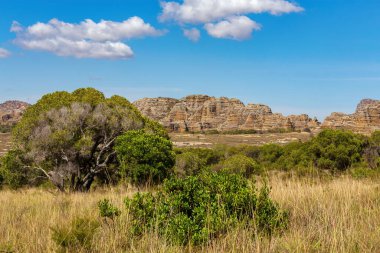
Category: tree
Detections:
[
  {"x1": 115, "y1": 130, "x2": 175, "y2": 185},
  {"x1": 308, "y1": 129, "x2": 368, "y2": 170},
  {"x1": 219, "y1": 154, "x2": 262, "y2": 177},
  {"x1": 174, "y1": 152, "x2": 205, "y2": 178},
  {"x1": 12, "y1": 88, "x2": 162, "y2": 191}
]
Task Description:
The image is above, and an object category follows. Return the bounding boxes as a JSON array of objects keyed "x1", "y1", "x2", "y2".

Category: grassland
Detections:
[{"x1": 1, "y1": 175, "x2": 379, "y2": 253}]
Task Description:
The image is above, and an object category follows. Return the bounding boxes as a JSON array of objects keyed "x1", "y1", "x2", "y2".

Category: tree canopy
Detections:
[{"x1": 11, "y1": 88, "x2": 167, "y2": 191}]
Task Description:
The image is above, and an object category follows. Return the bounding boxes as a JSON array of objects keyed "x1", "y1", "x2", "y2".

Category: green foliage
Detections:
[
  {"x1": 349, "y1": 167, "x2": 380, "y2": 179},
  {"x1": 308, "y1": 130, "x2": 368, "y2": 170},
  {"x1": 218, "y1": 154, "x2": 262, "y2": 177},
  {"x1": 0, "y1": 149, "x2": 32, "y2": 189},
  {"x1": 0, "y1": 124, "x2": 12, "y2": 133},
  {"x1": 174, "y1": 152, "x2": 205, "y2": 178},
  {"x1": 98, "y1": 199, "x2": 120, "y2": 218},
  {"x1": 115, "y1": 130, "x2": 175, "y2": 185},
  {"x1": 51, "y1": 217, "x2": 100, "y2": 252},
  {"x1": 371, "y1": 131, "x2": 380, "y2": 146},
  {"x1": 125, "y1": 172, "x2": 288, "y2": 245},
  {"x1": 9, "y1": 87, "x2": 167, "y2": 191}
]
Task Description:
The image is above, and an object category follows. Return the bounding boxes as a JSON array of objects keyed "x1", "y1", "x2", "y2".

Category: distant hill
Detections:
[{"x1": 0, "y1": 100, "x2": 30, "y2": 132}]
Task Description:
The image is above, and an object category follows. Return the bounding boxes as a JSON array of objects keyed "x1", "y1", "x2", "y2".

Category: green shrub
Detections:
[
  {"x1": 51, "y1": 217, "x2": 100, "y2": 252},
  {"x1": 125, "y1": 172, "x2": 288, "y2": 246},
  {"x1": 98, "y1": 199, "x2": 120, "y2": 219},
  {"x1": 174, "y1": 152, "x2": 205, "y2": 178},
  {"x1": 115, "y1": 130, "x2": 175, "y2": 185},
  {"x1": 0, "y1": 150, "x2": 32, "y2": 189},
  {"x1": 308, "y1": 130, "x2": 368, "y2": 171},
  {"x1": 217, "y1": 154, "x2": 262, "y2": 177},
  {"x1": 349, "y1": 167, "x2": 380, "y2": 179}
]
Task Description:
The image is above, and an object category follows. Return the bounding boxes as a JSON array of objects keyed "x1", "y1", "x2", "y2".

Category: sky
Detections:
[{"x1": 0, "y1": 0, "x2": 380, "y2": 120}]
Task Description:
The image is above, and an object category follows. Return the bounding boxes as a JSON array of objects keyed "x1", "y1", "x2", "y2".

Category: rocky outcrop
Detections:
[
  {"x1": 134, "y1": 95, "x2": 320, "y2": 133},
  {"x1": 322, "y1": 99, "x2": 380, "y2": 134},
  {"x1": 0, "y1": 101, "x2": 29, "y2": 126}
]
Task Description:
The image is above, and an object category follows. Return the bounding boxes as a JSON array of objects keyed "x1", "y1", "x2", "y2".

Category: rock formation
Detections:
[
  {"x1": 322, "y1": 99, "x2": 380, "y2": 134},
  {"x1": 134, "y1": 95, "x2": 320, "y2": 133},
  {"x1": 0, "y1": 100, "x2": 29, "y2": 126}
]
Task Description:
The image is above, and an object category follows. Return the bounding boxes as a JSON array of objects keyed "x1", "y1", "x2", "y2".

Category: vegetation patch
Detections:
[{"x1": 124, "y1": 172, "x2": 288, "y2": 246}]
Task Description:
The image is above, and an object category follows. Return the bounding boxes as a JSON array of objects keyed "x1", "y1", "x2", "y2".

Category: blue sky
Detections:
[{"x1": 0, "y1": 0, "x2": 380, "y2": 120}]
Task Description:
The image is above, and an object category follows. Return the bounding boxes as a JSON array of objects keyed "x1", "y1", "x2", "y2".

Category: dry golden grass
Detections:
[{"x1": 0, "y1": 176, "x2": 379, "y2": 253}]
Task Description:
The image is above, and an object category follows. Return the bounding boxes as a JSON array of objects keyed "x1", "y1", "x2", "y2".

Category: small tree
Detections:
[
  {"x1": 115, "y1": 130, "x2": 175, "y2": 185},
  {"x1": 308, "y1": 129, "x2": 368, "y2": 170},
  {"x1": 218, "y1": 154, "x2": 262, "y2": 177},
  {"x1": 174, "y1": 152, "x2": 205, "y2": 178},
  {"x1": 11, "y1": 88, "x2": 164, "y2": 191}
]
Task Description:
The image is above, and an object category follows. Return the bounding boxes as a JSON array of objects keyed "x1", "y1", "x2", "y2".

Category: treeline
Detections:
[{"x1": 175, "y1": 129, "x2": 380, "y2": 178}]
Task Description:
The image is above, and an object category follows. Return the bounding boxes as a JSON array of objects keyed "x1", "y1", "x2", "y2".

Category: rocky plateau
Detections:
[{"x1": 134, "y1": 95, "x2": 320, "y2": 133}]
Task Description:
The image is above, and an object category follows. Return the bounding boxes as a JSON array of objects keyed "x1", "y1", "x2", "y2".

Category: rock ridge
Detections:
[
  {"x1": 322, "y1": 99, "x2": 380, "y2": 134},
  {"x1": 134, "y1": 95, "x2": 320, "y2": 133}
]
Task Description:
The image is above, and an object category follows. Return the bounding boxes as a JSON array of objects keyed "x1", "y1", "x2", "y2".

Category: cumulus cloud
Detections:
[
  {"x1": 11, "y1": 17, "x2": 166, "y2": 59},
  {"x1": 0, "y1": 48, "x2": 10, "y2": 58},
  {"x1": 183, "y1": 28, "x2": 200, "y2": 42},
  {"x1": 160, "y1": 0, "x2": 303, "y2": 24},
  {"x1": 205, "y1": 16, "x2": 261, "y2": 40},
  {"x1": 160, "y1": 0, "x2": 302, "y2": 40}
]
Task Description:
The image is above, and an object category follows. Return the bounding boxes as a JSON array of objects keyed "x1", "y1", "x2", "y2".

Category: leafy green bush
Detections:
[
  {"x1": 98, "y1": 199, "x2": 120, "y2": 219},
  {"x1": 217, "y1": 154, "x2": 262, "y2": 177},
  {"x1": 51, "y1": 217, "x2": 100, "y2": 252},
  {"x1": 349, "y1": 167, "x2": 380, "y2": 179},
  {"x1": 115, "y1": 130, "x2": 175, "y2": 185},
  {"x1": 125, "y1": 172, "x2": 288, "y2": 245},
  {"x1": 0, "y1": 149, "x2": 32, "y2": 189},
  {"x1": 174, "y1": 152, "x2": 205, "y2": 178},
  {"x1": 308, "y1": 130, "x2": 368, "y2": 170}
]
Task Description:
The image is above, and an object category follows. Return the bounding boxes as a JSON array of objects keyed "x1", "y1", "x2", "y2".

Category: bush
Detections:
[
  {"x1": 0, "y1": 150, "x2": 33, "y2": 189},
  {"x1": 217, "y1": 154, "x2": 262, "y2": 177},
  {"x1": 349, "y1": 167, "x2": 380, "y2": 179},
  {"x1": 51, "y1": 217, "x2": 100, "y2": 252},
  {"x1": 115, "y1": 130, "x2": 175, "y2": 185},
  {"x1": 98, "y1": 199, "x2": 120, "y2": 219},
  {"x1": 308, "y1": 130, "x2": 368, "y2": 170},
  {"x1": 125, "y1": 172, "x2": 288, "y2": 245},
  {"x1": 174, "y1": 152, "x2": 205, "y2": 178}
]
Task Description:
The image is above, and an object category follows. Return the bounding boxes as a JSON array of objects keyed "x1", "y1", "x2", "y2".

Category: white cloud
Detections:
[
  {"x1": 183, "y1": 28, "x2": 200, "y2": 42},
  {"x1": 160, "y1": 0, "x2": 303, "y2": 24},
  {"x1": 205, "y1": 16, "x2": 261, "y2": 40},
  {"x1": 11, "y1": 17, "x2": 166, "y2": 59},
  {"x1": 160, "y1": 0, "x2": 302, "y2": 40},
  {"x1": 0, "y1": 48, "x2": 10, "y2": 58}
]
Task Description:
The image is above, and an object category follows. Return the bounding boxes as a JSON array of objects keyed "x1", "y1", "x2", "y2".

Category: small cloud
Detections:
[
  {"x1": 0, "y1": 48, "x2": 11, "y2": 58},
  {"x1": 160, "y1": 0, "x2": 302, "y2": 40},
  {"x1": 183, "y1": 28, "x2": 200, "y2": 42},
  {"x1": 11, "y1": 17, "x2": 166, "y2": 59},
  {"x1": 204, "y1": 16, "x2": 261, "y2": 40}
]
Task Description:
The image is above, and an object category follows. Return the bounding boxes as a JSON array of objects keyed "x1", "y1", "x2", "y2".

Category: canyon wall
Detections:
[
  {"x1": 322, "y1": 99, "x2": 380, "y2": 134},
  {"x1": 134, "y1": 95, "x2": 320, "y2": 133}
]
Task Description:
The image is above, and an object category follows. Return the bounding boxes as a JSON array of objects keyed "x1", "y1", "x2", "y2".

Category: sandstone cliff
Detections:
[
  {"x1": 0, "y1": 100, "x2": 29, "y2": 126},
  {"x1": 134, "y1": 95, "x2": 320, "y2": 133},
  {"x1": 322, "y1": 99, "x2": 380, "y2": 134}
]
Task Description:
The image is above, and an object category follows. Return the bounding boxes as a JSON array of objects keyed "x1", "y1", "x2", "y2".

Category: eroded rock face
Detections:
[
  {"x1": 0, "y1": 101, "x2": 29, "y2": 125},
  {"x1": 134, "y1": 95, "x2": 320, "y2": 133},
  {"x1": 322, "y1": 99, "x2": 380, "y2": 134}
]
